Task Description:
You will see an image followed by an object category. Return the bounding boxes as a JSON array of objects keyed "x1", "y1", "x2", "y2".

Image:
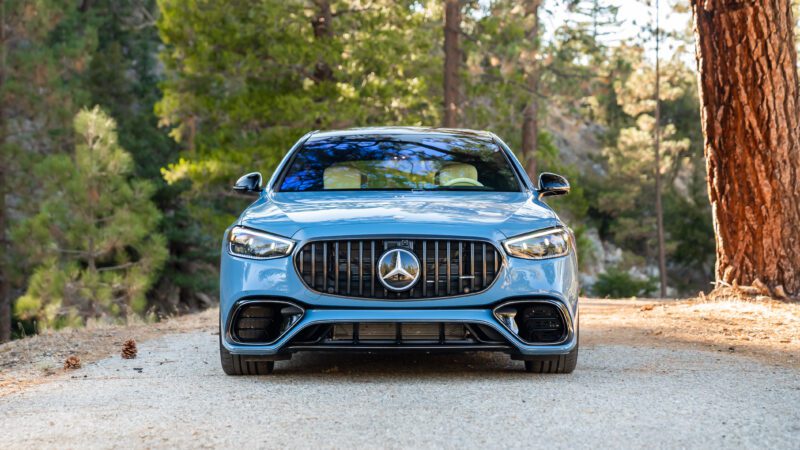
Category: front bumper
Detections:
[
  {"x1": 223, "y1": 301, "x2": 578, "y2": 358},
  {"x1": 220, "y1": 229, "x2": 580, "y2": 358}
]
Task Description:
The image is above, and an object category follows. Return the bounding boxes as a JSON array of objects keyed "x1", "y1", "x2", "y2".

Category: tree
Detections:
[
  {"x1": 85, "y1": 0, "x2": 213, "y2": 314},
  {"x1": 443, "y1": 0, "x2": 461, "y2": 127},
  {"x1": 157, "y1": 0, "x2": 439, "y2": 266},
  {"x1": 691, "y1": 0, "x2": 800, "y2": 298},
  {"x1": 521, "y1": 0, "x2": 542, "y2": 180},
  {"x1": 595, "y1": 46, "x2": 697, "y2": 287},
  {"x1": 0, "y1": 0, "x2": 96, "y2": 341},
  {"x1": 0, "y1": 0, "x2": 8, "y2": 342},
  {"x1": 653, "y1": 0, "x2": 667, "y2": 297},
  {"x1": 12, "y1": 107, "x2": 167, "y2": 329}
]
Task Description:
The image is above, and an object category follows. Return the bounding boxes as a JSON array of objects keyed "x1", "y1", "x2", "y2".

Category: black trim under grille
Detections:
[
  {"x1": 295, "y1": 239, "x2": 503, "y2": 299},
  {"x1": 287, "y1": 322, "x2": 509, "y2": 348}
]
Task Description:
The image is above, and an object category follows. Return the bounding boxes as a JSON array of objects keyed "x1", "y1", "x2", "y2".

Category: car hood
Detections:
[{"x1": 238, "y1": 191, "x2": 561, "y2": 240}]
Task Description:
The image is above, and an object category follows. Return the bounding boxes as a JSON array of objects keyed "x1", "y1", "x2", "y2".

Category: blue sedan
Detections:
[{"x1": 219, "y1": 127, "x2": 579, "y2": 374}]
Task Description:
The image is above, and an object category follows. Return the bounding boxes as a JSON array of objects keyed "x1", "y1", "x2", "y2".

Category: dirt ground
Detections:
[
  {"x1": 1, "y1": 295, "x2": 798, "y2": 397},
  {"x1": 0, "y1": 308, "x2": 218, "y2": 396},
  {"x1": 1, "y1": 295, "x2": 799, "y2": 449},
  {"x1": 582, "y1": 295, "x2": 800, "y2": 368}
]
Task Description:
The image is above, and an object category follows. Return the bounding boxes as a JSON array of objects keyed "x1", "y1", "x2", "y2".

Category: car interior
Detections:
[{"x1": 322, "y1": 162, "x2": 483, "y2": 189}]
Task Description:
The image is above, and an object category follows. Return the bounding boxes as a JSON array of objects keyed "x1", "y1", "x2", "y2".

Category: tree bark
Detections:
[
  {"x1": 0, "y1": 0, "x2": 10, "y2": 342},
  {"x1": 654, "y1": 0, "x2": 668, "y2": 297},
  {"x1": 312, "y1": 0, "x2": 334, "y2": 83},
  {"x1": 691, "y1": 0, "x2": 800, "y2": 298},
  {"x1": 443, "y1": 0, "x2": 461, "y2": 128},
  {"x1": 521, "y1": 0, "x2": 541, "y2": 181}
]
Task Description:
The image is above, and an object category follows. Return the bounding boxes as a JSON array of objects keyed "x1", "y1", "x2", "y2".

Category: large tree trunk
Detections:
[
  {"x1": 443, "y1": 0, "x2": 461, "y2": 128},
  {"x1": 521, "y1": 0, "x2": 541, "y2": 181},
  {"x1": 0, "y1": 0, "x2": 10, "y2": 343},
  {"x1": 691, "y1": 0, "x2": 800, "y2": 298}
]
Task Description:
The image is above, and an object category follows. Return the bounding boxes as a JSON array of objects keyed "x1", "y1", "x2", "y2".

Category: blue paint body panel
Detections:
[{"x1": 220, "y1": 128, "x2": 579, "y2": 358}]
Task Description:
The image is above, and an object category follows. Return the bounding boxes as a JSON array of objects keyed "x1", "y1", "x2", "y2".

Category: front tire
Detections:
[
  {"x1": 524, "y1": 342, "x2": 578, "y2": 374},
  {"x1": 219, "y1": 337, "x2": 275, "y2": 375}
]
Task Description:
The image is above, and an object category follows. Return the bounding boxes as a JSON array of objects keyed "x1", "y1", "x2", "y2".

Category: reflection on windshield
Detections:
[{"x1": 278, "y1": 135, "x2": 521, "y2": 192}]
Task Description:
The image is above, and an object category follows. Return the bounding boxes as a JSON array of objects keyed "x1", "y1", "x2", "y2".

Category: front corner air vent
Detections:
[
  {"x1": 231, "y1": 301, "x2": 303, "y2": 344},
  {"x1": 494, "y1": 301, "x2": 569, "y2": 344}
]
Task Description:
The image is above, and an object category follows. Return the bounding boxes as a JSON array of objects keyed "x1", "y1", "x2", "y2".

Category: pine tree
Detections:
[
  {"x1": 156, "y1": 0, "x2": 441, "y2": 262},
  {"x1": 13, "y1": 107, "x2": 167, "y2": 329},
  {"x1": 0, "y1": 0, "x2": 97, "y2": 341}
]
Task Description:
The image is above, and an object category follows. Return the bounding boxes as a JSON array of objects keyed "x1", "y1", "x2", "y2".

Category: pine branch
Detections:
[{"x1": 96, "y1": 262, "x2": 138, "y2": 272}]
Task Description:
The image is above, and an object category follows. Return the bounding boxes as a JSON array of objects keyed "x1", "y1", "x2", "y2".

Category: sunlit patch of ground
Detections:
[
  {"x1": 581, "y1": 295, "x2": 800, "y2": 367},
  {"x1": 0, "y1": 308, "x2": 217, "y2": 396}
]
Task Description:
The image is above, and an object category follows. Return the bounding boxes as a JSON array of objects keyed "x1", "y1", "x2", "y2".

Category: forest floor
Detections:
[{"x1": 0, "y1": 296, "x2": 799, "y2": 448}]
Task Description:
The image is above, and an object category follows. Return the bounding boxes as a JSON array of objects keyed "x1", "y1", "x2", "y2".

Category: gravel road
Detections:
[{"x1": 1, "y1": 304, "x2": 799, "y2": 449}]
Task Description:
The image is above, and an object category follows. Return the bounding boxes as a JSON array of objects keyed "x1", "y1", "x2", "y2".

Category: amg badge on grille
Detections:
[{"x1": 377, "y1": 248, "x2": 420, "y2": 291}]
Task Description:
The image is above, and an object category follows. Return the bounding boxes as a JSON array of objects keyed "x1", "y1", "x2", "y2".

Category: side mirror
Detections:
[
  {"x1": 538, "y1": 172, "x2": 570, "y2": 198},
  {"x1": 233, "y1": 172, "x2": 263, "y2": 196}
]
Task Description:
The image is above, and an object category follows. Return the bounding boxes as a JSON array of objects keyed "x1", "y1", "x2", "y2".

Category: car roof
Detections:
[{"x1": 306, "y1": 126, "x2": 495, "y2": 142}]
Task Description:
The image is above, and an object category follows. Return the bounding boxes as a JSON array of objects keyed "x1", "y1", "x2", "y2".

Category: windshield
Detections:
[{"x1": 277, "y1": 134, "x2": 522, "y2": 192}]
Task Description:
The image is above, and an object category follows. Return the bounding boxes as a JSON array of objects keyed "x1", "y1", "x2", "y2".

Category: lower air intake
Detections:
[
  {"x1": 494, "y1": 301, "x2": 568, "y2": 344},
  {"x1": 230, "y1": 301, "x2": 303, "y2": 344}
]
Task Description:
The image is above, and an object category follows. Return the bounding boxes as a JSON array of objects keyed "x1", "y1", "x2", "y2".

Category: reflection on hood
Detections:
[{"x1": 238, "y1": 191, "x2": 560, "y2": 239}]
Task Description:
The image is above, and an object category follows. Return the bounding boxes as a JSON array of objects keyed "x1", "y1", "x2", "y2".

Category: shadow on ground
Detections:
[{"x1": 272, "y1": 350, "x2": 528, "y2": 379}]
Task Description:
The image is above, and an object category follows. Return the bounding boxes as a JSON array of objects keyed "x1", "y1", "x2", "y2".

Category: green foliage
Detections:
[
  {"x1": 157, "y1": 0, "x2": 439, "y2": 182},
  {"x1": 0, "y1": 0, "x2": 719, "y2": 337},
  {"x1": 155, "y1": 0, "x2": 443, "y2": 255},
  {"x1": 592, "y1": 268, "x2": 657, "y2": 298},
  {"x1": 84, "y1": 0, "x2": 215, "y2": 310},
  {"x1": 12, "y1": 108, "x2": 167, "y2": 329},
  {"x1": 1, "y1": 0, "x2": 101, "y2": 338},
  {"x1": 582, "y1": 39, "x2": 711, "y2": 294},
  {"x1": 1, "y1": 1, "x2": 96, "y2": 153}
]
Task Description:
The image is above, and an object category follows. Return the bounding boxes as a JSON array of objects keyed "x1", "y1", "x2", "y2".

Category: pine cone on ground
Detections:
[
  {"x1": 121, "y1": 339, "x2": 138, "y2": 359},
  {"x1": 64, "y1": 355, "x2": 81, "y2": 370}
]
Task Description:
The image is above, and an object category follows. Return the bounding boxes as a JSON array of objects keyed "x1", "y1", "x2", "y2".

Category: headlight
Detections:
[
  {"x1": 503, "y1": 228, "x2": 571, "y2": 260},
  {"x1": 228, "y1": 226, "x2": 294, "y2": 259}
]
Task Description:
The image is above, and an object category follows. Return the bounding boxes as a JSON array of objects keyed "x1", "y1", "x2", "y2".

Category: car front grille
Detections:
[{"x1": 295, "y1": 238, "x2": 503, "y2": 299}]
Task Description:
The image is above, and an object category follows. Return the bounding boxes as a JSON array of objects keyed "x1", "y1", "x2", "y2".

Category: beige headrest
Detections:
[
  {"x1": 323, "y1": 166, "x2": 363, "y2": 190},
  {"x1": 437, "y1": 163, "x2": 478, "y2": 185}
]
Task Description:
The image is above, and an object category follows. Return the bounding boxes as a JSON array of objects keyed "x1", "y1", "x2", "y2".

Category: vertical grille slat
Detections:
[
  {"x1": 470, "y1": 242, "x2": 475, "y2": 292},
  {"x1": 446, "y1": 241, "x2": 451, "y2": 295},
  {"x1": 422, "y1": 240, "x2": 427, "y2": 297},
  {"x1": 482, "y1": 243, "x2": 487, "y2": 288},
  {"x1": 370, "y1": 241, "x2": 376, "y2": 297},
  {"x1": 334, "y1": 242, "x2": 340, "y2": 294},
  {"x1": 322, "y1": 242, "x2": 328, "y2": 292},
  {"x1": 311, "y1": 244, "x2": 317, "y2": 290},
  {"x1": 434, "y1": 241, "x2": 440, "y2": 296},
  {"x1": 457, "y1": 242, "x2": 463, "y2": 293},
  {"x1": 359, "y1": 241, "x2": 364, "y2": 296},
  {"x1": 296, "y1": 238, "x2": 502, "y2": 300},
  {"x1": 346, "y1": 241, "x2": 352, "y2": 295}
]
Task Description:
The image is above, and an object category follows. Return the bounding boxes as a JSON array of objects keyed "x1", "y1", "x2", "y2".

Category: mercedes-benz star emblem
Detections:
[{"x1": 377, "y1": 248, "x2": 421, "y2": 292}]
